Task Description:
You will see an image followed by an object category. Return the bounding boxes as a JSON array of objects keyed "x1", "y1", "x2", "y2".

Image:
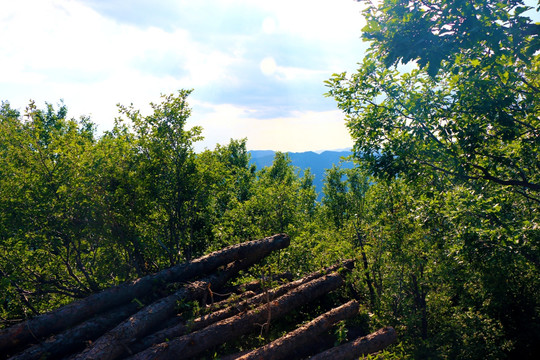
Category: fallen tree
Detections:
[
  {"x1": 9, "y1": 302, "x2": 140, "y2": 360},
  {"x1": 74, "y1": 238, "x2": 289, "y2": 360},
  {"x1": 0, "y1": 234, "x2": 290, "y2": 355},
  {"x1": 214, "y1": 272, "x2": 293, "y2": 302},
  {"x1": 129, "y1": 273, "x2": 345, "y2": 360},
  {"x1": 3, "y1": 234, "x2": 398, "y2": 360},
  {"x1": 309, "y1": 327, "x2": 397, "y2": 360},
  {"x1": 230, "y1": 300, "x2": 360, "y2": 360},
  {"x1": 129, "y1": 260, "x2": 355, "y2": 355}
]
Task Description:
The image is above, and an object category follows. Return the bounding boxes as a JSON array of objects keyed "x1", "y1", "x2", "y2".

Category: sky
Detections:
[
  {"x1": 2, "y1": 1, "x2": 538, "y2": 153},
  {"x1": 0, "y1": 0, "x2": 368, "y2": 152}
]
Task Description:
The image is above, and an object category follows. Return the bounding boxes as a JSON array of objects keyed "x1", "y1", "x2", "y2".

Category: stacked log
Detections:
[
  {"x1": 129, "y1": 273, "x2": 344, "y2": 360},
  {"x1": 129, "y1": 261, "x2": 353, "y2": 355},
  {"x1": 309, "y1": 327, "x2": 397, "y2": 360},
  {"x1": 8, "y1": 303, "x2": 140, "y2": 360},
  {"x1": 227, "y1": 300, "x2": 360, "y2": 360},
  {"x1": 1, "y1": 234, "x2": 289, "y2": 359},
  {"x1": 2, "y1": 233, "x2": 397, "y2": 360}
]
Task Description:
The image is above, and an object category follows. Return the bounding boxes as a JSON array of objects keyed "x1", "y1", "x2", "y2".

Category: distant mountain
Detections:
[{"x1": 249, "y1": 150, "x2": 354, "y2": 200}]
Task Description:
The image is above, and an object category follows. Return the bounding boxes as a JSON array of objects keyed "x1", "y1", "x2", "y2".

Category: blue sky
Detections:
[
  {"x1": 1, "y1": 0, "x2": 367, "y2": 152},
  {"x1": 2, "y1": 1, "x2": 538, "y2": 152}
]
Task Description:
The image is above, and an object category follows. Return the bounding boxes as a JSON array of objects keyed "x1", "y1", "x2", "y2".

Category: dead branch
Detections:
[{"x1": 309, "y1": 327, "x2": 397, "y2": 360}]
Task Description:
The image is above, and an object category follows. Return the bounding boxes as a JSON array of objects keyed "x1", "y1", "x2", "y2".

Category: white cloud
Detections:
[
  {"x1": 1, "y1": 0, "x2": 366, "y2": 151},
  {"x1": 261, "y1": 16, "x2": 277, "y2": 34},
  {"x1": 256, "y1": 0, "x2": 365, "y2": 41},
  {"x1": 189, "y1": 102, "x2": 353, "y2": 152},
  {"x1": 0, "y1": 0, "x2": 243, "y2": 128},
  {"x1": 259, "y1": 57, "x2": 278, "y2": 76}
]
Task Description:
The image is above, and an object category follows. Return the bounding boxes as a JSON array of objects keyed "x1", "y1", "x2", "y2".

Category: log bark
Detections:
[
  {"x1": 129, "y1": 261, "x2": 354, "y2": 355},
  {"x1": 214, "y1": 272, "x2": 293, "y2": 301},
  {"x1": 130, "y1": 288, "x2": 258, "y2": 346},
  {"x1": 8, "y1": 303, "x2": 140, "y2": 360},
  {"x1": 0, "y1": 234, "x2": 289, "y2": 354},
  {"x1": 231, "y1": 300, "x2": 360, "y2": 360},
  {"x1": 129, "y1": 273, "x2": 344, "y2": 360},
  {"x1": 74, "y1": 237, "x2": 289, "y2": 360},
  {"x1": 308, "y1": 327, "x2": 397, "y2": 360},
  {"x1": 206, "y1": 290, "x2": 257, "y2": 312},
  {"x1": 276, "y1": 325, "x2": 370, "y2": 359}
]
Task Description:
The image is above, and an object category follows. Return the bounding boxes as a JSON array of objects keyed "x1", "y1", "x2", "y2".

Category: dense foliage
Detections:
[
  {"x1": 1, "y1": 1, "x2": 539, "y2": 359},
  {"x1": 322, "y1": 0, "x2": 540, "y2": 358},
  {"x1": 0, "y1": 93, "x2": 323, "y2": 325}
]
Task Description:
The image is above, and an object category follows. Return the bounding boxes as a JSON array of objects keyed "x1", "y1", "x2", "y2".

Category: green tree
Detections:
[
  {"x1": 90, "y1": 122, "x2": 155, "y2": 277},
  {"x1": 197, "y1": 138, "x2": 257, "y2": 250},
  {"x1": 327, "y1": 0, "x2": 540, "y2": 200},
  {"x1": 0, "y1": 101, "x2": 109, "y2": 321},
  {"x1": 216, "y1": 152, "x2": 316, "y2": 244},
  {"x1": 0, "y1": 92, "x2": 207, "y2": 322},
  {"x1": 117, "y1": 90, "x2": 203, "y2": 263},
  {"x1": 322, "y1": 165, "x2": 348, "y2": 229},
  {"x1": 325, "y1": 1, "x2": 540, "y2": 358}
]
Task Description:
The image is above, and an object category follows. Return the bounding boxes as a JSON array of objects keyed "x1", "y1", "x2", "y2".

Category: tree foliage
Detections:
[
  {"x1": 328, "y1": 0, "x2": 540, "y2": 200},
  {"x1": 322, "y1": 1, "x2": 540, "y2": 358},
  {"x1": 0, "y1": 94, "x2": 323, "y2": 328}
]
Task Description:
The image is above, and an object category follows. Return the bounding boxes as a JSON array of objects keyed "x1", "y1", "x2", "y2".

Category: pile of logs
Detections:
[{"x1": 0, "y1": 234, "x2": 396, "y2": 360}]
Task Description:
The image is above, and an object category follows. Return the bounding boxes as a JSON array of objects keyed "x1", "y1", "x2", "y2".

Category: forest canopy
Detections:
[{"x1": 324, "y1": 0, "x2": 540, "y2": 358}]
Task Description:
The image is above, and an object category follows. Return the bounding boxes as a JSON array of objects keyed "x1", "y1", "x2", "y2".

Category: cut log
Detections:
[
  {"x1": 129, "y1": 273, "x2": 344, "y2": 360},
  {"x1": 213, "y1": 259, "x2": 353, "y2": 315},
  {"x1": 8, "y1": 302, "x2": 140, "y2": 360},
  {"x1": 0, "y1": 234, "x2": 289, "y2": 354},
  {"x1": 230, "y1": 300, "x2": 360, "y2": 360},
  {"x1": 214, "y1": 272, "x2": 293, "y2": 301},
  {"x1": 308, "y1": 327, "x2": 397, "y2": 360},
  {"x1": 207, "y1": 289, "x2": 258, "y2": 312},
  {"x1": 278, "y1": 325, "x2": 370, "y2": 359},
  {"x1": 73, "y1": 261, "x2": 250, "y2": 360},
  {"x1": 74, "y1": 238, "x2": 288, "y2": 360},
  {"x1": 235, "y1": 259, "x2": 353, "y2": 314},
  {"x1": 129, "y1": 261, "x2": 355, "y2": 355},
  {"x1": 136, "y1": 288, "x2": 259, "y2": 343}
]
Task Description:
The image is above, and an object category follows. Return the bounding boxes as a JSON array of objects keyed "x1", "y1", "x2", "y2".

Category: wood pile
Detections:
[{"x1": 0, "y1": 234, "x2": 396, "y2": 360}]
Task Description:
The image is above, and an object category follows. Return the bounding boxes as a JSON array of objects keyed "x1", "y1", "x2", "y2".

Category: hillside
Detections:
[{"x1": 249, "y1": 150, "x2": 353, "y2": 199}]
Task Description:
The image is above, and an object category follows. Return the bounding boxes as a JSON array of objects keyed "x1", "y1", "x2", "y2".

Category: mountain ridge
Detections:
[{"x1": 248, "y1": 150, "x2": 354, "y2": 199}]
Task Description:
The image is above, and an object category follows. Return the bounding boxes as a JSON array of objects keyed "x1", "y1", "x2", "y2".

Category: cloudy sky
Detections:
[{"x1": 1, "y1": 0, "x2": 369, "y2": 152}]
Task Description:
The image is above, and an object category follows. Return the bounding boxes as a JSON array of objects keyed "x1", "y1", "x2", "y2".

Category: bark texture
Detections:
[
  {"x1": 233, "y1": 300, "x2": 360, "y2": 360},
  {"x1": 309, "y1": 327, "x2": 397, "y2": 360},
  {"x1": 8, "y1": 303, "x2": 140, "y2": 360},
  {"x1": 0, "y1": 234, "x2": 289, "y2": 355},
  {"x1": 74, "y1": 239, "x2": 288, "y2": 360},
  {"x1": 1, "y1": 236, "x2": 398, "y2": 360},
  {"x1": 129, "y1": 261, "x2": 355, "y2": 355},
  {"x1": 215, "y1": 272, "x2": 293, "y2": 301},
  {"x1": 129, "y1": 273, "x2": 344, "y2": 360}
]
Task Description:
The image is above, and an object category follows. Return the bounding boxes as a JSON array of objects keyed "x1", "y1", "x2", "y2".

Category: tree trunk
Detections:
[
  {"x1": 266, "y1": 325, "x2": 369, "y2": 359},
  {"x1": 129, "y1": 261, "x2": 354, "y2": 355},
  {"x1": 354, "y1": 227, "x2": 376, "y2": 310},
  {"x1": 0, "y1": 234, "x2": 289, "y2": 355},
  {"x1": 74, "y1": 240, "x2": 287, "y2": 360},
  {"x1": 215, "y1": 272, "x2": 293, "y2": 301},
  {"x1": 129, "y1": 273, "x2": 344, "y2": 360},
  {"x1": 230, "y1": 300, "x2": 359, "y2": 360},
  {"x1": 411, "y1": 272, "x2": 428, "y2": 340},
  {"x1": 8, "y1": 303, "x2": 140, "y2": 360},
  {"x1": 309, "y1": 327, "x2": 397, "y2": 360}
]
